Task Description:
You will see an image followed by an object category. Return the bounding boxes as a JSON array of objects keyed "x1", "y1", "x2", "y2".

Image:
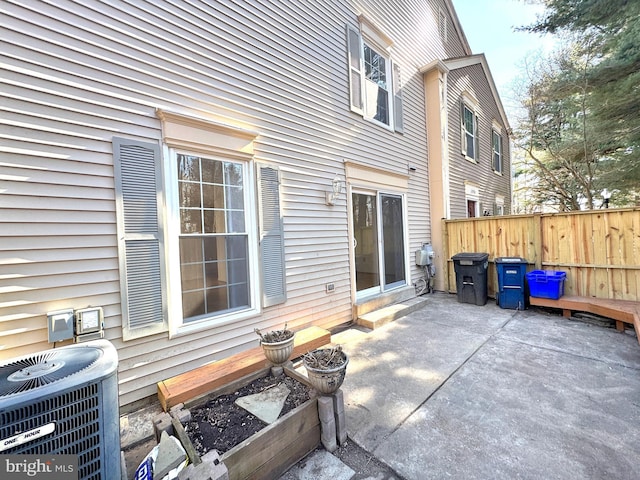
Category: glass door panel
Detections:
[
  {"x1": 352, "y1": 192, "x2": 380, "y2": 295},
  {"x1": 381, "y1": 194, "x2": 406, "y2": 289}
]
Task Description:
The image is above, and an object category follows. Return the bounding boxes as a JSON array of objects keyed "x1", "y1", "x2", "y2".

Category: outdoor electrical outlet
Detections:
[
  {"x1": 326, "y1": 283, "x2": 335, "y2": 293},
  {"x1": 47, "y1": 309, "x2": 75, "y2": 343}
]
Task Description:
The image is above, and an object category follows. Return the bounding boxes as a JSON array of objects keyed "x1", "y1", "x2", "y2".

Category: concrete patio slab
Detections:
[
  {"x1": 332, "y1": 293, "x2": 639, "y2": 480},
  {"x1": 312, "y1": 292, "x2": 639, "y2": 480},
  {"x1": 410, "y1": 294, "x2": 515, "y2": 335},
  {"x1": 500, "y1": 309, "x2": 640, "y2": 370},
  {"x1": 280, "y1": 449, "x2": 355, "y2": 480},
  {"x1": 374, "y1": 333, "x2": 640, "y2": 479},
  {"x1": 115, "y1": 291, "x2": 638, "y2": 480},
  {"x1": 339, "y1": 315, "x2": 494, "y2": 452}
]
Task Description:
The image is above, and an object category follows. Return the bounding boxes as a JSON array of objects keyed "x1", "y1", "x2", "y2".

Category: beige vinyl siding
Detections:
[
  {"x1": 1, "y1": 0, "x2": 472, "y2": 405},
  {"x1": 447, "y1": 63, "x2": 511, "y2": 218}
]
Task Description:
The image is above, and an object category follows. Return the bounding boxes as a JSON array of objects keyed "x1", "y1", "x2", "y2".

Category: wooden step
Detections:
[
  {"x1": 529, "y1": 295, "x2": 640, "y2": 346},
  {"x1": 157, "y1": 326, "x2": 331, "y2": 411}
]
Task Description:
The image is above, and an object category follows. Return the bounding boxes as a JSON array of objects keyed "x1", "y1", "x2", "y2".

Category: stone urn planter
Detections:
[
  {"x1": 302, "y1": 346, "x2": 348, "y2": 394},
  {"x1": 255, "y1": 325, "x2": 295, "y2": 366}
]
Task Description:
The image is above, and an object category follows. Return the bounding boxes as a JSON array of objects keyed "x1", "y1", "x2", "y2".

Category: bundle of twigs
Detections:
[
  {"x1": 303, "y1": 345, "x2": 345, "y2": 370},
  {"x1": 254, "y1": 323, "x2": 293, "y2": 343}
]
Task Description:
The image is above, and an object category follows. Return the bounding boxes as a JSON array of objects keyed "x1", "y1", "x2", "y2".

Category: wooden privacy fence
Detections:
[{"x1": 443, "y1": 208, "x2": 640, "y2": 301}]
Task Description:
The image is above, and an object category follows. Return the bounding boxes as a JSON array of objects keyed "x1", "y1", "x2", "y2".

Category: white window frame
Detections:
[
  {"x1": 461, "y1": 94, "x2": 479, "y2": 162},
  {"x1": 362, "y1": 41, "x2": 392, "y2": 128},
  {"x1": 492, "y1": 128, "x2": 503, "y2": 174},
  {"x1": 164, "y1": 147, "x2": 261, "y2": 337}
]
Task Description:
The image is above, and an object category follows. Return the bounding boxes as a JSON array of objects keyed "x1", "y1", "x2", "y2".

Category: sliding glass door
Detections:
[{"x1": 352, "y1": 191, "x2": 406, "y2": 298}]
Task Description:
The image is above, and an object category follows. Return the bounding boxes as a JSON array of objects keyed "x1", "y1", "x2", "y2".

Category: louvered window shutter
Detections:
[
  {"x1": 257, "y1": 164, "x2": 286, "y2": 307},
  {"x1": 474, "y1": 113, "x2": 480, "y2": 161},
  {"x1": 392, "y1": 61, "x2": 404, "y2": 133},
  {"x1": 460, "y1": 101, "x2": 466, "y2": 156},
  {"x1": 346, "y1": 25, "x2": 364, "y2": 114},
  {"x1": 113, "y1": 137, "x2": 167, "y2": 340}
]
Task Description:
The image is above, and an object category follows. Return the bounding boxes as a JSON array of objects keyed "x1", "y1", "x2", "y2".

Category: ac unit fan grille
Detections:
[
  {"x1": 0, "y1": 349, "x2": 100, "y2": 397},
  {"x1": 0, "y1": 382, "x2": 103, "y2": 480}
]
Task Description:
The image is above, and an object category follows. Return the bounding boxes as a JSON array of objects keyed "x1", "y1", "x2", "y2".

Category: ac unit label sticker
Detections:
[{"x1": 0, "y1": 423, "x2": 55, "y2": 452}]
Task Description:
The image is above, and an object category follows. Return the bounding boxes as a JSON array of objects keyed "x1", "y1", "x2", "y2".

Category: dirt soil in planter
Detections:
[{"x1": 185, "y1": 374, "x2": 312, "y2": 456}]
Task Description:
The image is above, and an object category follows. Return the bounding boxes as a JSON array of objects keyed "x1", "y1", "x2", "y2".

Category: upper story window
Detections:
[
  {"x1": 461, "y1": 95, "x2": 479, "y2": 161},
  {"x1": 363, "y1": 44, "x2": 389, "y2": 125},
  {"x1": 346, "y1": 16, "x2": 403, "y2": 133},
  {"x1": 492, "y1": 129, "x2": 503, "y2": 174}
]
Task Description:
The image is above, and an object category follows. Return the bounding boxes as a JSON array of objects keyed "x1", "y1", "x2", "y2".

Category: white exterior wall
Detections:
[{"x1": 1, "y1": 0, "x2": 468, "y2": 405}]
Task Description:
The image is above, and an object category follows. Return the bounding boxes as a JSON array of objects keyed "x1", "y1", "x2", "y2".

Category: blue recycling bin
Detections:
[{"x1": 495, "y1": 257, "x2": 528, "y2": 310}]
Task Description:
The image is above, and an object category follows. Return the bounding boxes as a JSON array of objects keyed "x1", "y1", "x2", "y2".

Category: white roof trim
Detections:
[{"x1": 442, "y1": 0, "x2": 472, "y2": 55}]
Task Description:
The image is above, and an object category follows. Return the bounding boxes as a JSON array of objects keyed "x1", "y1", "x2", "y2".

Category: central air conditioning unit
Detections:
[{"x1": 0, "y1": 340, "x2": 120, "y2": 480}]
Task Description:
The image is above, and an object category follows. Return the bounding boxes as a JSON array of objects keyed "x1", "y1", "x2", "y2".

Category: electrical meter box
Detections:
[{"x1": 416, "y1": 244, "x2": 434, "y2": 266}]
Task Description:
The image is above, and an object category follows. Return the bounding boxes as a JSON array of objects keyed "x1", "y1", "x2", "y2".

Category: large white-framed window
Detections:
[
  {"x1": 174, "y1": 153, "x2": 252, "y2": 321},
  {"x1": 492, "y1": 128, "x2": 503, "y2": 174},
  {"x1": 165, "y1": 148, "x2": 261, "y2": 336},
  {"x1": 461, "y1": 95, "x2": 479, "y2": 162},
  {"x1": 346, "y1": 16, "x2": 403, "y2": 132}
]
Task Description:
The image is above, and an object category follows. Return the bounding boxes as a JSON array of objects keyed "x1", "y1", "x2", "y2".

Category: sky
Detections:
[{"x1": 451, "y1": 0, "x2": 557, "y2": 121}]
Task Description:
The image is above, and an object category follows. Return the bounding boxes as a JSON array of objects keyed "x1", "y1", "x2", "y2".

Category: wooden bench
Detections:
[
  {"x1": 157, "y1": 326, "x2": 331, "y2": 411},
  {"x1": 529, "y1": 295, "x2": 640, "y2": 346}
]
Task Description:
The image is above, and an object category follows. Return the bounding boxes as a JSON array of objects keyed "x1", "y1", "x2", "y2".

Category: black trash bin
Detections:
[
  {"x1": 451, "y1": 253, "x2": 489, "y2": 305},
  {"x1": 495, "y1": 257, "x2": 528, "y2": 310}
]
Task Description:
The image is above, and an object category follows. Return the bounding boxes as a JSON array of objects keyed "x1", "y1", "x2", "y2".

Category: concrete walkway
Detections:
[{"x1": 283, "y1": 292, "x2": 640, "y2": 479}]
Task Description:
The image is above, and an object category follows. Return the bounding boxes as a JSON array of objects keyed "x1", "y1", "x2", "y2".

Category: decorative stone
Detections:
[
  {"x1": 153, "y1": 432, "x2": 187, "y2": 480},
  {"x1": 234, "y1": 383, "x2": 290, "y2": 424}
]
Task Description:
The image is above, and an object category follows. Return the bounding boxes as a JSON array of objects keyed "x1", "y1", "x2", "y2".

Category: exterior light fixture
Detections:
[
  {"x1": 326, "y1": 176, "x2": 343, "y2": 206},
  {"x1": 602, "y1": 189, "x2": 611, "y2": 209}
]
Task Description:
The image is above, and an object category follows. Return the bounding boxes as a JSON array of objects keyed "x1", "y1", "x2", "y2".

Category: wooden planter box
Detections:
[{"x1": 183, "y1": 367, "x2": 319, "y2": 480}]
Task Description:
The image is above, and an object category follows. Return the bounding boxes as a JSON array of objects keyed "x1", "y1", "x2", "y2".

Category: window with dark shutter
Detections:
[{"x1": 113, "y1": 137, "x2": 168, "y2": 340}]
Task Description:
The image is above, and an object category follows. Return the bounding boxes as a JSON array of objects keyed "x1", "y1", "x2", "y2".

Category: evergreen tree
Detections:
[{"x1": 523, "y1": 0, "x2": 640, "y2": 202}]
